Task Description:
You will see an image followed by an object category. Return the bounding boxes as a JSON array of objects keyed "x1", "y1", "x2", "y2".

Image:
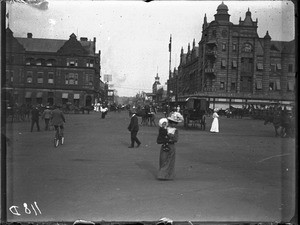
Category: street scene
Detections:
[
  {"x1": 5, "y1": 109, "x2": 296, "y2": 222},
  {"x1": 1, "y1": 0, "x2": 297, "y2": 224}
]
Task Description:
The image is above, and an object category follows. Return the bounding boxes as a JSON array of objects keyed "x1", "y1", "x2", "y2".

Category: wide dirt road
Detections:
[{"x1": 4, "y1": 110, "x2": 296, "y2": 223}]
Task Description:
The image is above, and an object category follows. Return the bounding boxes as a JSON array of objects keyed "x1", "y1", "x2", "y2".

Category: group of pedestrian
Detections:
[
  {"x1": 100, "y1": 104, "x2": 109, "y2": 119},
  {"x1": 30, "y1": 105, "x2": 66, "y2": 140},
  {"x1": 126, "y1": 105, "x2": 221, "y2": 181}
]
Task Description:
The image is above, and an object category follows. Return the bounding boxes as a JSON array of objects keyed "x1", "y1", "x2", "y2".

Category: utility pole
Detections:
[{"x1": 168, "y1": 34, "x2": 172, "y2": 109}]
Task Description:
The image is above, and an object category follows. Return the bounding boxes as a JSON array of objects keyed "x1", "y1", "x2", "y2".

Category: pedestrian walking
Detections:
[
  {"x1": 157, "y1": 112, "x2": 183, "y2": 180},
  {"x1": 149, "y1": 107, "x2": 156, "y2": 126},
  {"x1": 127, "y1": 109, "x2": 141, "y2": 148},
  {"x1": 100, "y1": 104, "x2": 108, "y2": 119},
  {"x1": 42, "y1": 106, "x2": 52, "y2": 131},
  {"x1": 210, "y1": 108, "x2": 219, "y2": 133},
  {"x1": 30, "y1": 105, "x2": 40, "y2": 132}
]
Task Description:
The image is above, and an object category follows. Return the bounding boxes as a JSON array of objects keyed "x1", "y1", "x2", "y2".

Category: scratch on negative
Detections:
[{"x1": 258, "y1": 153, "x2": 291, "y2": 163}]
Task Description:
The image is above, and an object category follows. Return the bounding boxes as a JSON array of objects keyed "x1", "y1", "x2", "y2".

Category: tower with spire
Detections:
[{"x1": 166, "y1": 1, "x2": 295, "y2": 107}]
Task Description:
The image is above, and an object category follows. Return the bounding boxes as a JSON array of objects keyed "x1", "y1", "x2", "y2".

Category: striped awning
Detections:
[{"x1": 25, "y1": 92, "x2": 32, "y2": 98}]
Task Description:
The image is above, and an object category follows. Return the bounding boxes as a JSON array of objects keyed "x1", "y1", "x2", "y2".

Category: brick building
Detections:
[
  {"x1": 5, "y1": 28, "x2": 104, "y2": 107},
  {"x1": 168, "y1": 2, "x2": 296, "y2": 108}
]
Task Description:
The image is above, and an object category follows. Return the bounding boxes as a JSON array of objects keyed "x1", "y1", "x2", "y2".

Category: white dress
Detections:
[{"x1": 210, "y1": 112, "x2": 219, "y2": 133}]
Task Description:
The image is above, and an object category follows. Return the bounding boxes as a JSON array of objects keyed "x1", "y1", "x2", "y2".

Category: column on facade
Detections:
[
  {"x1": 226, "y1": 26, "x2": 232, "y2": 93},
  {"x1": 236, "y1": 36, "x2": 241, "y2": 93},
  {"x1": 262, "y1": 31, "x2": 271, "y2": 93},
  {"x1": 252, "y1": 37, "x2": 257, "y2": 94},
  {"x1": 280, "y1": 56, "x2": 288, "y2": 94}
]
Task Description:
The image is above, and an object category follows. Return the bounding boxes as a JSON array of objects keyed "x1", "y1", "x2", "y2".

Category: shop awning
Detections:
[
  {"x1": 74, "y1": 94, "x2": 80, "y2": 99},
  {"x1": 62, "y1": 93, "x2": 69, "y2": 98},
  {"x1": 25, "y1": 92, "x2": 32, "y2": 98},
  {"x1": 36, "y1": 92, "x2": 43, "y2": 98}
]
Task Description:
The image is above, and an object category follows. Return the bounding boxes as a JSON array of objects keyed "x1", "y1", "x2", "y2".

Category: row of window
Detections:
[
  {"x1": 218, "y1": 60, "x2": 293, "y2": 72},
  {"x1": 219, "y1": 43, "x2": 253, "y2": 53},
  {"x1": 23, "y1": 92, "x2": 81, "y2": 99},
  {"x1": 6, "y1": 71, "x2": 94, "y2": 86},
  {"x1": 24, "y1": 58, "x2": 95, "y2": 67},
  {"x1": 218, "y1": 80, "x2": 295, "y2": 91}
]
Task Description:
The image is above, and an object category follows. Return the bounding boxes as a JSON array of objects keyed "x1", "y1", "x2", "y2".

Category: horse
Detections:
[
  {"x1": 264, "y1": 113, "x2": 293, "y2": 137},
  {"x1": 136, "y1": 109, "x2": 154, "y2": 126},
  {"x1": 226, "y1": 106, "x2": 245, "y2": 119},
  {"x1": 183, "y1": 109, "x2": 206, "y2": 130}
]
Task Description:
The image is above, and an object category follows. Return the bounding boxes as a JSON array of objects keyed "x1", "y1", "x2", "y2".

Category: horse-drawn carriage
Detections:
[{"x1": 183, "y1": 97, "x2": 209, "y2": 129}]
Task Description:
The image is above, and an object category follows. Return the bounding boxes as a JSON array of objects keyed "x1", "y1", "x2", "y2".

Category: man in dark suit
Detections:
[
  {"x1": 30, "y1": 105, "x2": 40, "y2": 132},
  {"x1": 127, "y1": 109, "x2": 141, "y2": 148}
]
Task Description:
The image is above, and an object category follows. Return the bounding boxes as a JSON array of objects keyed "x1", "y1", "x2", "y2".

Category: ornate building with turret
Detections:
[{"x1": 168, "y1": 2, "x2": 296, "y2": 108}]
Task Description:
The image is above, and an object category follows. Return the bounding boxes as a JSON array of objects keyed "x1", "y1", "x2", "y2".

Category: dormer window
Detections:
[
  {"x1": 86, "y1": 59, "x2": 94, "y2": 67},
  {"x1": 36, "y1": 59, "x2": 44, "y2": 66},
  {"x1": 67, "y1": 58, "x2": 78, "y2": 67},
  {"x1": 46, "y1": 59, "x2": 55, "y2": 66},
  {"x1": 25, "y1": 58, "x2": 35, "y2": 66}
]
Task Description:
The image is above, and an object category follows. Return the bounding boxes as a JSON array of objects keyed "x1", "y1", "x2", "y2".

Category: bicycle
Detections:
[{"x1": 54, "y1": 125, "x2": 64, "y2": 147}]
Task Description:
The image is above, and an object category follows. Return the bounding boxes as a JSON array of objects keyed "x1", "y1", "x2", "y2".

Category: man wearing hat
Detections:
[
  {"x1": 42, "y1": 105, "x2": 52, "y2": 131},
  {"x1": 51, "y1": 104, "x2": 66, "y2": 143},
  {"x1": 127, "y1": 108, "x2": 141, "y2": 148},
  {"x1": 30, "y1": 105, "x2": 41, "y2": 132}
]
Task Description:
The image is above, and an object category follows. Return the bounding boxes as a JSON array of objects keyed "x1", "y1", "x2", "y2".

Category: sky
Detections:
[{"x1": 6, "y1": 0, "x2": 295, "y2": 97}]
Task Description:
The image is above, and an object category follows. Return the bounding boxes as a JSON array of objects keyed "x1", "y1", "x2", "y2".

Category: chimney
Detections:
[{"x1": 27, "y1": 33, "x2": 33, "y2": 38}]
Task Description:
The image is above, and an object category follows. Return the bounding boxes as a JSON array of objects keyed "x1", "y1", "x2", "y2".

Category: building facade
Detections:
[
  {"x1": 5, "y1": 28, "x2": 104, "y2": 107},
  {"x1": 168, "y1": 2, "x2": 296, "y2": 107}
]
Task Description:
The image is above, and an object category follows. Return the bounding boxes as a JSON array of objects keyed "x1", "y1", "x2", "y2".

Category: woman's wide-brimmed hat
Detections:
[
  {"x1": 167, "y1": 112, "x2": 184, "y2": 123},
  {"x1": 158, "y1": 118, "x2": 168, "y2": 127}
]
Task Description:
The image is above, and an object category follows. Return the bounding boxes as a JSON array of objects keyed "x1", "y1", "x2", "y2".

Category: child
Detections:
[{"x1": 157, "y1": 118, "x2": 170, "y2": 151}]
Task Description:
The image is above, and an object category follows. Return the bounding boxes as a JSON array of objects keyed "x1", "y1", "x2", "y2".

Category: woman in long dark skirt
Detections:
[{"x1": 157, "y1": 113, "x2": 182, "y2": 180}]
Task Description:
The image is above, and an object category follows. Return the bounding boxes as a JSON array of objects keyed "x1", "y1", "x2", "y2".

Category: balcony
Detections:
[
  {"x1": 203, "y1": 87, "x2": 216, "y2": 92},
  {"x1": 205, "y1": 50, "x2": 217, "y2": 57}
]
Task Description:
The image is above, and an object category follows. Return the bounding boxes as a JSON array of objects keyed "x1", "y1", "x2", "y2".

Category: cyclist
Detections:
[{"x1": 51, "y1": 104, "x2": 66, "y2": 144}]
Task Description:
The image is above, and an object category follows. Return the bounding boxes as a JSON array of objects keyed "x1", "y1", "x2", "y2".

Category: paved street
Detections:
[{"x1": 4, "y1": 111, "x2": 296, "y2": 223}]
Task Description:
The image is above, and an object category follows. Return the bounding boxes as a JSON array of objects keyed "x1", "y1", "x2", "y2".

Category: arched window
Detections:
[
  {"x1": 243, "y1": 43, "x2": 253, "y2": 52},
  {"x1": 25, "y1": 58, "x2": 35, "y2": 66},
  {"x1": 46, "y1": 59, "x2": 56, "y2": 66},
  {"x1": 36, "y1": 58, "x2": 45, "y2": 66}
]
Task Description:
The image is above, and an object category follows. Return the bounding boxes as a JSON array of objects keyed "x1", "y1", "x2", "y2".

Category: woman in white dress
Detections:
[{"x1": 210, "y1": 108, "x2": 219, "y2": 133}]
